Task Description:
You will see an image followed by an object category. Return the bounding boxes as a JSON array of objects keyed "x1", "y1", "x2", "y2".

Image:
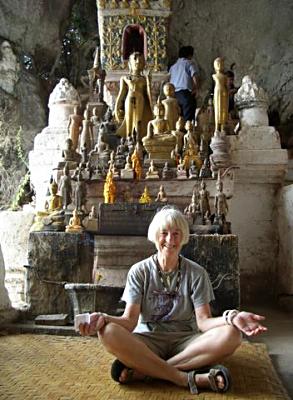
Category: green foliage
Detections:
[{"x1": 0, "y1": 104, "x2": 31, "y2": 209}]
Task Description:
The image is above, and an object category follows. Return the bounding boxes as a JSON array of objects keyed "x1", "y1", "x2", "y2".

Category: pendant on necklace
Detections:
[{"x1": 166, "y1": 275, "x2": 171, "y2": 287}]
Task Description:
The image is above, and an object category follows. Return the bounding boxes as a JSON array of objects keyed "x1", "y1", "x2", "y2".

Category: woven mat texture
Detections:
[{"x1": 0, "y1": 334, "x2": 289, "y2": 400}]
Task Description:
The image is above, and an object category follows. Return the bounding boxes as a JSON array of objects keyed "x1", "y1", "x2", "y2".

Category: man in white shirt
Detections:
[{"x1": 169, "y1": 46, "x2": 199, "y2": 122}]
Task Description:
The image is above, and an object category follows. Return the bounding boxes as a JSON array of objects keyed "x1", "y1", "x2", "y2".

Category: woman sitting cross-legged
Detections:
[{"x1": 78, "y1": 206, "x2": 267, "y2": 395}]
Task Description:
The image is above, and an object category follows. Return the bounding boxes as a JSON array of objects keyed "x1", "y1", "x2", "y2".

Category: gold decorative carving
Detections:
[
  {"x1": 101, "y1": 14, "x2": 168, "y2": 72},
  {"x1": 98, "y1": 0, "x2": 105, "y2": 9}
]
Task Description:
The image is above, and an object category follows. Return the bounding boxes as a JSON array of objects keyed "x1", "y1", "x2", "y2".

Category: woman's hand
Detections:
[
  {"x1": 78, "y1": 312, "x2": 107, "y2": 336},
  {"x1": 233, "y1": 311, "x2": 267, "y2": 336}
]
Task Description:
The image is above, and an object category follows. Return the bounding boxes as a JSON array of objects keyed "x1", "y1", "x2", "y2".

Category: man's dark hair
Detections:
[
  {"x1": 178, "y1": 46, "x2": 194, "y2": 58},
  {"x1": 225, "y1": 70, "x2": 234, "y2": 78}
]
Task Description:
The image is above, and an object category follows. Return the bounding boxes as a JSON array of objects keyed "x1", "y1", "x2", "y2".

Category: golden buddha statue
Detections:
[
  {"x1": 114, "y1": 52, "x2": 153, "y2": 138},
  {"x1": 67, "y1": 106, "x2": 82, "y2": 151},
  {"x1": 103, "y1": 169, "x2": 116, "y2": 204},
  {"x1": 212, "y1": 57, "x2": 228, "y2": 134},
  {"x1": 48, "y1": 180, "x2": 62, "y2": 212},
  {"x1": 162, "y1": 83, "x2": 180, "y2": 131},
  {"x1": 146, "y1": 100, "x2": 169, "y2": 138},
  {"x1": 142, "y1": 100, "x2": 176, "y2": 163},
  {"x1": 172, "y1": 117, "x2": 185, "y2": 154},
  {"x1": 139, "y1": 186, "x2": 152, "y2": 204},
  {"x1": 65, "y1": 208, "x2": 84, "y2": 233},
  {"x1": 183, "y1": 120, "x2": 198, "y2": 153},
  {"x1": 131, "y1": 148, "x2": 143, "y2": 180},
  {"x1": 183, "y1": 141, "x2": 202, "y2": 170}
]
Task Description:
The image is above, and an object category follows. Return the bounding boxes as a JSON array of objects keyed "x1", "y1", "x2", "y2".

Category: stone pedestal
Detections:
[
  {"x1": 26, "y1": 232, "x2": 94, "y2": 318},
  {"x1": 94, "y1": 234, "x2": 239, "y2": 316},
  {"x1": 182, "y1": 234, "x2": 239, "y2": 315},
  {"x1": 93, "y1": 235, "x2": 155, "y2": 288},
  {"x1": 227, "y1": 125, "x2": 288, "y2": 302}
]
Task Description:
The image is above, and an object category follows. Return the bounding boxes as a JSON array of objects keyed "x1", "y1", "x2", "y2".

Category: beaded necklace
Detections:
[{"x1": 153, "y1": 254, "x2": 182, "y2": 293}]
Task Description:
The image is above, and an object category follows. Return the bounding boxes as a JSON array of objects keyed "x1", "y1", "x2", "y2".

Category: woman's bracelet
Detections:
[{"x1": 223, "y1": 309, "x2": 239, "y2": 326}]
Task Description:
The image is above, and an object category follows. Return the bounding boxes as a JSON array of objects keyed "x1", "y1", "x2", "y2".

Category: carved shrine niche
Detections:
[
  {"x1": 122, "y1": 24, "x2": 147, "y2": 62},
  {"x1": 96, "y1": 0, "x2": 172, "y2": 105}
]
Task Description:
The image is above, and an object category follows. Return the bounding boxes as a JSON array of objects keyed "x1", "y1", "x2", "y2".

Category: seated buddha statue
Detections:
[
  {"x1": 155, "y1": 185, "x2": 168, "y2": 203},
  {"x1": 48, "y1": 180, "x2": 62, "y2": 212},
  {"x1": 162, "y1": 82, "x2": 180, "y2": 131},
  {"x1": 121, "y1": 154, "x2": 134, "y2": 180},
  {"x1": 65, "y1": 208, "x2": 83, "y2": 233},
  {"x1": 145, "y1": 160, "x2": 160, "y2": 180},
  {"x1": 139, "y1": 186, "x2": 152, "y2": 204},
  {"x1": 142, "y1": 100, "x2": 176, "y2": 164}
]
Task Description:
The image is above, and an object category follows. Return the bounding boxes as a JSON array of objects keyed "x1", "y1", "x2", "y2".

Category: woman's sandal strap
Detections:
[
  {"x1": 187, "y1": 371, "x2": 198, "y2": 395},
  {"x1": 208, "y1": 365, "x2": 231, "y2": 393}
]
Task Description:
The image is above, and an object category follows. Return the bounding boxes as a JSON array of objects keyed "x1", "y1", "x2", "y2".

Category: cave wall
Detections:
[
  {"x1": 0, "y1": 0, "x2": 75, "y2": 207},
  {"x1": 168, "y1": 0, "x2": 293, "y2": 137}
]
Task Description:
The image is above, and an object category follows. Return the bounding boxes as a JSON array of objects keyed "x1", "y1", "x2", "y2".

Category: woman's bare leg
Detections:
[{"x1": 168, "y1": 325, "x2": 242, "y2": 370}]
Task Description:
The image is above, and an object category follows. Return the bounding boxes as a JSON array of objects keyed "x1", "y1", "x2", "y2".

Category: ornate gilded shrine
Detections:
[{"x1": 97, "y1": 0, "x2": 171, "y2": 105}]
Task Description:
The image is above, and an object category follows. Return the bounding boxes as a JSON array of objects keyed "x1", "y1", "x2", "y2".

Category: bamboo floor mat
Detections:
[{"x1": 0, "y1": 333, "x2": 290, "y2": 400}]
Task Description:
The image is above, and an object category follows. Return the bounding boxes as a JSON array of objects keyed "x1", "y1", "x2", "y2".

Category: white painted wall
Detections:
[
  {"x1": 277, "y1": 184, "x2": 293, "y2": 295},
  {"x1": 0, "y1": 210, "x2": 34, "y2": 310}
]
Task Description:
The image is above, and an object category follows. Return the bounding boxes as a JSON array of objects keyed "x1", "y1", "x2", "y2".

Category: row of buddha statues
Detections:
[{"x1": 31, "y1": 174, "x2": 229, "y2": 234}]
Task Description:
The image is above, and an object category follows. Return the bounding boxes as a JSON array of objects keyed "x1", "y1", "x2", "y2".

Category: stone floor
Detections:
[{"x1": 244, "y1": 302, "x2": 293, "y2": 399}]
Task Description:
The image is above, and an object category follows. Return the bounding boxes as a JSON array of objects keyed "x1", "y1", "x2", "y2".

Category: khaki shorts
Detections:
[{"x1": 134, "y1": 331, "x2": 200, "y2": 360}]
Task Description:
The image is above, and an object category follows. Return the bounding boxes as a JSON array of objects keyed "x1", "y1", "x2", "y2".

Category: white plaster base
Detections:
[
  {"x1": 277, "y1": 184, "x2": 293, "y2": 295},
  {"x1": 0, "y1": 210, "x2": 34, "y2": 309}
]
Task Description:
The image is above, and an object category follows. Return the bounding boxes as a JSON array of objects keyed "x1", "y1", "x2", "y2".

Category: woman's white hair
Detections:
[{"x1": 148, "y1": 206, "x2": 190, "y2": 247}]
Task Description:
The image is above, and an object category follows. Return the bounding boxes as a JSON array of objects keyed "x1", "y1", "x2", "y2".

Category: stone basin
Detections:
[{"x1": 64, "y1": 283, "x2": 124, "y2": 321}]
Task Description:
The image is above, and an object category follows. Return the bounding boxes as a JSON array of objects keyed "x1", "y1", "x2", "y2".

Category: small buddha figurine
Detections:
[
  {"x1": 65, "y1": 208, "x2": 83, "y2": 233},
  {"x1": 48, "y1": 180, "x2": 62, "y2": 212},
  {"x1": 199, "y1": 180, "x2": 211, "y2": 222},
  {"x1": 172, "y1": 117, "x2": 185, "y2": 154},
  {"x1": 74, "y1": 171, "x2": 86, "y2": 211},
  {"x1": 214, "y1": 178, "x2": 229, "y2": 224},
  {"x1": 62, "y1": 138, "x2": 81, "y2": 164},
  {"x1": 162, "y1": 161, "x2": 174, "y2": 180},
  {"x1": 188, "y1": 160, "x2": 199, "y2": 179},
  {"x1": 146, "y1": 160, "x2": 160, "y2": 180},
  {"x1": 213, "y1": 57, "x2": 228, "y2": 134},
  {"x1": 183, "y1": 141, "x2": 202, "y2": 171},
  {"x1": 155, "y1": 185, "x2": 168, "y2": 203},
  {"x1": 162, "y1": 82, "x2": 180, "y2": 131},
  {"x1": 91, "y1": 107, "x2": 101, "y2": 143},
  {"x1": 58, "y1": 163, "x2": 72, "y2": 209},
  {"x1": 123, "y1": 185, "x2": 134, "y2": 203},
  {"x1": 184, "y1": 191, "x2": 200, "y2": 224},
  {"x1": 89, "y1": 205, "x2": 97, "y2": 219},
  {"x1": 121, "y1": 154, "x2": 134, "y2": 179},
  {"x1": 103, "y1": 169, "x2": 116, "y2": 203},
  {"x1": 199, "y1": 158, "x2": 212, "y2": 179},
  {"x1": 139, "y1": 186, "x2": 152, "y2": 204},
  {"x1": 80, "y1": 108, "x2": 94, "y2": 151},
  {"x1": 131, "y1": 148, "x2": 143, "y2": 180},
  {"x1": 67, "y1": 106, "x2": 82, "y2": 151},
  {"x1": 183, "y1": 120, "x2": 198, "y2": 153},
  {"x1": 146, "y1": 100, "x2": 170, "y2": 138},
  {"x1": 176, "y1": 157, "x2": 187, "y2": 179}
]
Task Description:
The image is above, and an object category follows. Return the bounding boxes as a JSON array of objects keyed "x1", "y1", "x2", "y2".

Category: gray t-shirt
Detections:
[{"x1": 122, "y1": 254, "x2": 215, "y2": 333}]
